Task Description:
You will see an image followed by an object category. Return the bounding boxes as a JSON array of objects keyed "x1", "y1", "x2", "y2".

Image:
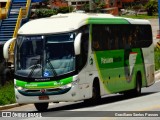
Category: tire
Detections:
[
  {"x1": 34, "y1": 102, "x2": 49, "y2": 112},
  {"x1": 84, "y1": 80, "x2": 101, "y2": 105},
  {"x1": 132, "y1": 74, "x2": 142, "y2": 96}
]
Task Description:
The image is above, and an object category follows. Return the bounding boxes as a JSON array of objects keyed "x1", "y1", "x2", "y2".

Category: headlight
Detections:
[
  {"x1": 72, "y1": 75, "x2": 80, "y2": 85},
  {"x1": 15, "y1": 86, "x2": 26, "y2": 91},
  {"x1": 60, "y1": 83, "x2": 72, "y2": 89}
]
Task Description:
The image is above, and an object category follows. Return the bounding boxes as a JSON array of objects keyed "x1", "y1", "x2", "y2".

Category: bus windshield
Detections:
[{"x1": 15, "y1": 32, "x2": 76, "y2": 78}]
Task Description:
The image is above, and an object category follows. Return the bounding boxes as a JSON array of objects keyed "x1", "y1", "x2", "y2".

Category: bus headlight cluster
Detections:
[
  {"x1": 15, "y1": 86, "x2": 26, "y2": 91},
  {"x1": 72, "y1": 75, "x2": 80, "y2": 85},
  {"x1": 60, "y1": 83, "x2": 72, "y2": 89},
  {"x1": 60, "y1": 75, "x2": 80, "y2": 89}
]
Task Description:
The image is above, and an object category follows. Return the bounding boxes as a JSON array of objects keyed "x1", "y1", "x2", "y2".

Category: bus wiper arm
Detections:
[
  {"x1": 47, "y1": 59, "x2": 57, "y2": 77},
  {"x1": 28, "y1": 59, "x2": 41, "y2": 78}
]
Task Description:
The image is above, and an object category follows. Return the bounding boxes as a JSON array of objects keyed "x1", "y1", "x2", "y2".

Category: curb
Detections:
[
  {"x1": 0, "y1": 103, "x2": 22, "y2": 110},
  {"x1": 155, "y1": 70, "x2": 160, "y2": 74},
  {"x1": 1, "y1": 71, "x2": 160, "y2": 111}
]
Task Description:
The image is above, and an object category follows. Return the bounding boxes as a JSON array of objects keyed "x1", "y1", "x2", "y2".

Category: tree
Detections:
[
  {"x1": 145, "y1": 0, "x2": 158, "y2": 16},
  {"x1": 81, "y1": 3, "x2": 90, "y2": 12},
  {"x1": 81, "y1": 1, "x2": 106, "y2": 13},
  {"x1": 57, "y1": 6, "x2": 73, "y2": 13},
  {"x1": 133, "y1": 4, "x2": 143, "y2": 16}
]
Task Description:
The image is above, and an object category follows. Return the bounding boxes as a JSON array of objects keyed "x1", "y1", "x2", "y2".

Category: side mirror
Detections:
[
  {"x1": 74, "y1": 33, "x2": 82, "y2": 55},
  {"x1": 3, "y1": 38, "x2": 16, "y2": 60}
]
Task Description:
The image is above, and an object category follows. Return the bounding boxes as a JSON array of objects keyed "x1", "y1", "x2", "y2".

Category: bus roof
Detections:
[{"x1": 18, "y1": 13, "x2": 151, "y2": 35}]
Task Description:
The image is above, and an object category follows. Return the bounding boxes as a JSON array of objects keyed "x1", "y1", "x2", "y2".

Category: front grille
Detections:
[{"x1": 22, "y1": 87, "x2": 63, "y2": 93}]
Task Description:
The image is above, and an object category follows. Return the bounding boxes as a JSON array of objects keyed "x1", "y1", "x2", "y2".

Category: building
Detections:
[
  {"x1": 50, "y1": 0, "x2": 89, "y2": 9},
  {"x1": 50, "y1": 0, "x2": 68, "y2": 8},
  {"x1": 0, "y1": 0, "x2": 7, "y2": 8}
]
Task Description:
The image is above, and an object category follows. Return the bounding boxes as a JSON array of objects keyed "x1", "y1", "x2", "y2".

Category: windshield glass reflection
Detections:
[{"x1": 15, "y1": 33, "x2": 76, "y2": 78}]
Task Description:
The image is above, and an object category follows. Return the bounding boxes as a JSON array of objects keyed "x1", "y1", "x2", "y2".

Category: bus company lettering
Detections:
[
  {"x1": 35, "y1": 78, "x2": 50, "y2": 81},
  {"x1": 101, "y1": 57, "x2": 122, "y2": 64},
  {"x1": 113, "y1": 57, "x2": 122, "y2": 62},
  {"x1": 25, "y1": 84, "x2": 37, "y2": 87},
  {"x1": 54, "y1": 81, "x2": 63, "y2": 86},
  {"x1": 101, "y1": 57, "x2": 113, "y2": 64}
]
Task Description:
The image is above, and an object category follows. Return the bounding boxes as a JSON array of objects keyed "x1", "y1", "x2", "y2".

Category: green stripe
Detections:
[
  {"x1": 94, "y1": 48, "x2": 146, "y2": 93},
  {"x1": 16, "y1": 77, "x2": 73, "y2": 89},
  {"x1": 88, "y1": 18, "x2": 129, "y2": 24},
  {"x1": 93, "y1": 52, "x2": 111, "y2": 93}
]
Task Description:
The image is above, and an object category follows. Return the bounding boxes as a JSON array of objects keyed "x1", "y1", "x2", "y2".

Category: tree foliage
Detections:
[
  {"x1": 35, "y1": 9, "x2": 57, "y2": 18},
  {"x1": 81, "y1": 2, "x2": 106, "y2": 13},
  {"x1": 33, "y1": 6, "x2": 73, "y2": 18},
  {"x1": 57, "y1": 6, "x2": 73, "y2": 13},
  {"x1": 145, "y1": 0, "x2": 158, "y2": 16},
  {"x1": 81, "y1": 4, "x2": 89, "y2": 12}
]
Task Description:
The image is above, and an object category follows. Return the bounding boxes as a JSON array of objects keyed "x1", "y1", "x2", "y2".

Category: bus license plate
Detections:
[{"x1": 39, "y1": 96, "x2": 49, "y2": 100}]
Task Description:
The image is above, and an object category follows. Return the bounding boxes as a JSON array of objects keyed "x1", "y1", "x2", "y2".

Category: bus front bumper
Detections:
[{"x1": 15, "y1": 84, "x2": 82, "y2": 104}]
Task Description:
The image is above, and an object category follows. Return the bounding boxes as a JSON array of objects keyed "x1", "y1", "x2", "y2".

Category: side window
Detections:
[
  {"x1": 138, "y1": 25, "x2": 152, "y2": 47},
  {"x1": 92, "y1": 24, "x2": 152, "y2": 51},
  {"x1": 92, "y1": 25, "x2": 101, "y2": 51},
  {"x1": 127, "y1": 25, "x2": 152, "y2": 48},
  {"x1": 92, "y1": 25, "x2": 110, "y2": 51},
  {"x1": 118, "y1": 25, "x2": 152, "y2": 49},
  {"x1": 92, "y1": 25, "x2": 120, "y2": 51}
]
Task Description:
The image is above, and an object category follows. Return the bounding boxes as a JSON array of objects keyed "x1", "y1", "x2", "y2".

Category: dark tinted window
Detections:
[{"x1": 92, "y1": 24, "x2": 152, "y2": 51}]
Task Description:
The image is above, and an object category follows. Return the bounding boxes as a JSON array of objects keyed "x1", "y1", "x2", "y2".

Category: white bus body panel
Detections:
[
  {"x1": 18, "y1": 13, "x2": 114, "y2": 35},
  {"x1": 142, "y1": 44, "x2": 155, "y2": 86}
]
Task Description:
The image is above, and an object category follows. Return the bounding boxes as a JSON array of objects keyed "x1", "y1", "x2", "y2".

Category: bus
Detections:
[{"x1": 13, "y1": 13, "x2": 155, "y2": 111}]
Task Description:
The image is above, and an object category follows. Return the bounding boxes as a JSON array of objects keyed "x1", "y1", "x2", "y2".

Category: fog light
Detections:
[
  {"x1": 16, "y1": 86, "x2": 26, "y2": 91},
  {"x1": 17, "y1": 86, "x2": 23, "y2": 90}
]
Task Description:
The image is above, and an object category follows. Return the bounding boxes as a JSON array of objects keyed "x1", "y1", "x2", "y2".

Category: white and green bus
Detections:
[{"x1": 14, "y1": 13, "x2": 155, "y2": 111}]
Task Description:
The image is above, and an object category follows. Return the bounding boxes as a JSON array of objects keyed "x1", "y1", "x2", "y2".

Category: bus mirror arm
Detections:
[
  {"x1": 74, "y1": 33, "x2": 82, "y2": 55},
  {"x1": 3, "y1": 38, "x2": 16, "y2": 60}
]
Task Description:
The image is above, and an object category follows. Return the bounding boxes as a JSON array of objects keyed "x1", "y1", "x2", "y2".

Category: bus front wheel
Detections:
[
  {"x1": 84, "y1": 79, "x2": 101, "y2": 105},
  {"x1": 34, "y1": 102, "x2": 49, "y2": 112}
]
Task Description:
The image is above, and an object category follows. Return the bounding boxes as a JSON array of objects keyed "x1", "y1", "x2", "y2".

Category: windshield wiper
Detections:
[
  {"x1": 28, "y1": 58, "x2": 41, "y2": 78},
  {"x1": 47, "y1": 59, "x2": 57, "y2": 77}
]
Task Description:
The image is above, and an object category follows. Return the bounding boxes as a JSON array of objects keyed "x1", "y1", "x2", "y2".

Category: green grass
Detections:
[
  {"x1": 155, "y1": 48, "x2": 160, "y2": 71},
  {"x1": 121, "y1": 14, "x2": 158, "y2": 19},
  {"x1": 0, "y1": 81, "x2": 15, "y2": 105}
]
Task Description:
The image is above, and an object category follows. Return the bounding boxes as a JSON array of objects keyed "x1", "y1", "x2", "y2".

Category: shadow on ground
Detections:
[{"x1": 47, "y1": 92, "x2": 157, "y2": 112}]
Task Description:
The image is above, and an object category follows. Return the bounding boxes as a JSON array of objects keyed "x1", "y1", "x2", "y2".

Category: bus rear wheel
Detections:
[
  {"x1": 132, "y1": 74, "x2": 142, "y2": 96},
  {"x1": 34, "y1": 102, "x2": 49, "y2": 112}
]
